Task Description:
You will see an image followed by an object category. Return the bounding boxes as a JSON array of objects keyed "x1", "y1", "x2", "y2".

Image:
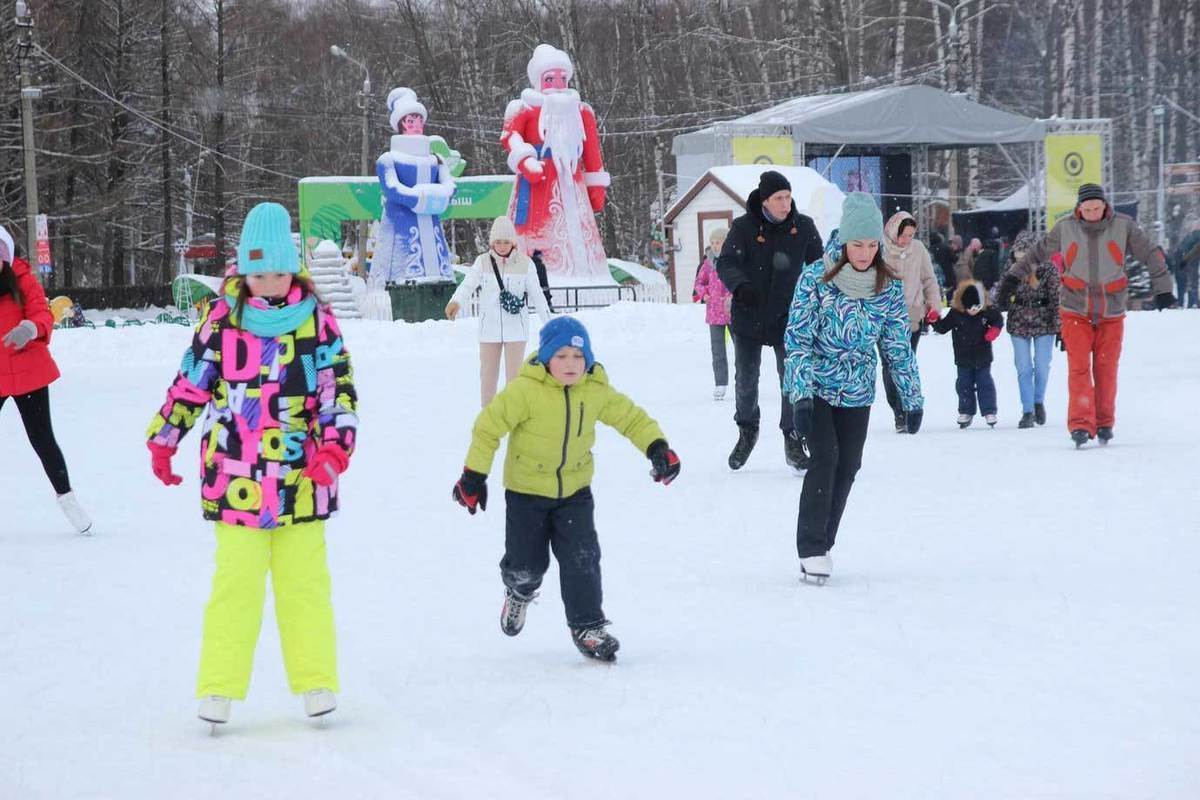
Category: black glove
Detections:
[
  {"x1": 647, "y1": 440, "x2": 681, "y2": 486},
  {"x1": 792, "y1": 398, "x2": 814, "y2": 440},
  {"x1": 452, "y1": 468, "x2": 488, "y2": 514},
  {"x1": 1154, "y1": 292, "x2": 1176, "y2": 311},
  {"x1": 734, "y1": 283, "x2": 759, "y2": 306},
  {"x1": 1055, "y1": 332, "x2": 1065, "y2": 352},
  {"x1": 905, "y1": 408, "x2": 923, "y2": 434}
]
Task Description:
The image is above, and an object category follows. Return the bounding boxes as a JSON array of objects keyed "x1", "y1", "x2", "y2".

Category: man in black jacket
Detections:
[{"x1": 716, "y1": 170, "x2": 824, "y2": 471}]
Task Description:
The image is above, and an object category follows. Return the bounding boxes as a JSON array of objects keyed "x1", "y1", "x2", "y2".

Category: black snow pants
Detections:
[
  {"x1": 795, "y1": 399, "x2": 870, "y2": 559},
  {"x1": 0, "y1": 386, "x2": 72, "y2": 495}
]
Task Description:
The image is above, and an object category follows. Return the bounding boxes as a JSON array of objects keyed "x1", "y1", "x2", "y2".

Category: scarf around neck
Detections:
[
  {"x1": 225, "y1": 281, "x2": 317, "y2": 337},
  {"x1": 831, "y1": 264, "x2": 879, "y2": 300}
]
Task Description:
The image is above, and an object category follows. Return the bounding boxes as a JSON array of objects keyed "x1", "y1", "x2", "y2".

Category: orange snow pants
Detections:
[{"x1": 1061, "y1": 313, "x2": 1124, "y2": 435}]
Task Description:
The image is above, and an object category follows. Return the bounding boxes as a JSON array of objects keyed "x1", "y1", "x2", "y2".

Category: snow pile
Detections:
[{"x1": 2, "y1": 304, "x2": 1198, "y2": 798}]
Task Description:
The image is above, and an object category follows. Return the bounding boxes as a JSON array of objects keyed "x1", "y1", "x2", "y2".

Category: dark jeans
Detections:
[
  {"x1": 0, "y1": 386, "x2": 72, "y2": 495},
  {"x1": 733, "y1": 336, "x2": 792, "y2": 433},
  {"x1": 708, "y1": 324, "x2": 729, "y2": 387},
  {"x1": 880, "y1": 331, "x2": 921, "y2": 414},
  {"x1": 956, "y1": 366, "x2": 998, "y2": 415},
  {"x1": 795, "y1": 399, "x2": 870, "y2": 558},
  {"x1": 500, "y1": 487, "x2": 604, "y2": 629}
]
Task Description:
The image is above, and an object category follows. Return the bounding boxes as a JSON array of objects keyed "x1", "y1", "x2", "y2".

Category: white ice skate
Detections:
[
  {"x1": 56, "y1": 491, "x2": 92, "y2": 535},
  {"x1": 713, "y1": 385, "x2": 727, "y2": 401},
  {"x1": 984, "y1": 414, "x2": 998, "y2": 427},
  {"x1": 303, "y1": 688, "x2": 337, "y2": 718},
  {"x1": 956, "y1": 414, "x2": 973, "y2": 429},
  {"x1": 198, "y1": 695, "x2": 231, "y2": 731},
  {"x1": 800, "y1": 554, "x2": 832, "y2": 586}
]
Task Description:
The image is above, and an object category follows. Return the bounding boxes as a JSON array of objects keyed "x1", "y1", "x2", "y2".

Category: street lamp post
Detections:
[
  {"x1": 1153, "y1": 104, "x2": 1166, "y2": 247},
  {"x1": 331, "y1": 45, "x2": 373, "y2": 276},
  {"x1": 15, "y1": 0, "x2": 42, "y2": 282}
]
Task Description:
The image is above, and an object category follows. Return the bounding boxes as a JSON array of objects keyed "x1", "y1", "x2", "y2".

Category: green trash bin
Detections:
[{"x1": 385, "y1": 280, "x2": 458, "y2": 323}]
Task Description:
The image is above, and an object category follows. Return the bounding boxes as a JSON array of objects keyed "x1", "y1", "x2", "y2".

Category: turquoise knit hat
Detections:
[
  {"x1": 838, "y1": 192, "x2": 884, "y2": 243},
  {"x1": 236, "y1": 202, "x2": 301, "y2": 275}
]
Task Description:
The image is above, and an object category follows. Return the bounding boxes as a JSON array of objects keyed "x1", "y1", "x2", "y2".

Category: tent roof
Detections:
[{"x1": 673, "y1": 85, "x2": 1046, "y2": 155}]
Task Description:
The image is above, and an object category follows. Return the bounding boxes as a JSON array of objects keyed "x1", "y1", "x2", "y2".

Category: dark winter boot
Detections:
[
  {"x1": 893, "y1": 410, "x2": 907, "y2": 433},
  {"x1": 1071, "y1": 429, "x2": 1092, "y2": 449},
  {"x1": 784, "y1": 432, "x2": 810, "y2": 472},
  {"x1": 1018, "y1": 412, "x2": 1035, "y2": 429},
  {"x1": 571, "y1": 622, "x2": 620, "y2": 662},
  {"x1": 1034, "y1": 403, "x2": 1047, "y2": 426},
  {"x1": 728, "y1": 425, "x2": 759, "y2": 470},
  {"x1": 1097, "y1": 426, "x2": 1114, "y2": 445},
  {"x1": 500, "y1": 587, "x2": 537, "y2": 637}
]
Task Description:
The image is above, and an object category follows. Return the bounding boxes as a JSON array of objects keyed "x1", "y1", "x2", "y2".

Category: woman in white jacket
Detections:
[{"x1": 446, "y1": 216, "x2": 552, "y2": 406}]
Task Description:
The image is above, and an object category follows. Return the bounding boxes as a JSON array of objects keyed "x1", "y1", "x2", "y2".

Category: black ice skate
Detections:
[
  {"x1": 501, "y1": 587, "x2": 537, "y2": 636},
  {"x1": 1018, "y1": 412, "x2": 1035, "y2": 429},
  {"x1": 1071, "y1": 429, "x2": 1092, "y2": 449},
  {"x1": 784, "y1": 432, "x2": 809, "y2": 473},
  {"x1": 571, "y1": 622, "x2": 620, "y2": 662},
  {"x1": 728, "y1": 425, "x2": 759, "y2": 470},
  {"x1": 1034, "y1": 403, "x2": 1047, "y2": 426},
  {"x1": 1097, "y1": 426, "x2": 1113, "y2": 445}
]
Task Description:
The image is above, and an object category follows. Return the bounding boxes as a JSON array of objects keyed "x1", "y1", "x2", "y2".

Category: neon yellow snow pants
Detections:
[{"x1": 196, "y1": 520, "x2": 337, "y2": 699}]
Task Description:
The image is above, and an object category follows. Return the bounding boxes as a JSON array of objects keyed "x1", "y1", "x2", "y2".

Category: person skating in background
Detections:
[
  {"x1": 692, "y1": 226, "x2": 732, "y2": 400},
  {"x1": 994, "y1": 231, "x2": 1060, "y2": 429},
  {"x1": 932, "y1": 280, "x2": 1003, "y2": 428},
  {"x1": 1003, "y1": 183, "x2": 1174, "y2": 447},
  {"x1": 1173, "y1": 217, "x2": 1200, "y2": 309},
  {"x1": 954, "y1": 237, "x2": 982, "y2": 284},
  {"x1": 784, "y1": 193, "x2": 923, "y2": 585},
  {"x1": 0, "y1": 226, "x2": 91, "y2": 534},
  {"x1": 928, "y1": 231, "x2": 956, "y2": 299},
  {"x1": 716, "y1": 170, "x2": 824, "y2": 472},
  {"x1": 452, "y1": 316, "x2": 679, "y2": 662},
  {"x1": 146, "y1": 203, "x2": 358, "y2": 728},
  {"x1": 880, "y1": 211, "x2": 941, "y2": 433},
  {"x1": 530, "y1": 250, "x2": 555, "y2": 312},
  {"x1": 446, "y1": 216, "x2": 553, "y2": 407}
]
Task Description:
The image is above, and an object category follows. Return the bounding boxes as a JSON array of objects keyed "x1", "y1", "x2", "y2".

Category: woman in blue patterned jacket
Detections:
[{"x1": 783, "y1": 193, "x2": 924, "y2": 584}]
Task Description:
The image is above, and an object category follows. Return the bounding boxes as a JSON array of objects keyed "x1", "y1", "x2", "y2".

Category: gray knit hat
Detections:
[
  {"x1": 1076, "y1": 183, "x2": 1106, "y2": 206},
  {"x1": 838, "y1": 192, "x2": 884, "y2": 242}
]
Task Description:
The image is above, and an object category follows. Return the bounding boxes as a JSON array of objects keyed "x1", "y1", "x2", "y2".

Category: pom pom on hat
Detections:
[
  {"x1": 236, "y1": 202, "x2": 301, "y2": 275},
  {"x1": 838, "y1": 192, "x2": 884, "y2": 243},
  {"x1": 387, "y1": 87, "x2": 427, "y2": 132},
  {"x1": 537, "y1": 316, "x2": 594, "y2": 370},
  {"x1": 526, "y1": 44, "x2": 574, "y2": 90}
]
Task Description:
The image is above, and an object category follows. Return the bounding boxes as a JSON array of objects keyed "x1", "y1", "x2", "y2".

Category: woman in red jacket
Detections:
[{"x1": 0, "y1": 227, "x2": 91, "y2": 533}]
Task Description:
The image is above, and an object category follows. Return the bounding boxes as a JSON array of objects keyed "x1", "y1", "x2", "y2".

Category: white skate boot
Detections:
[
  {"x1": 198, "y1": 695, "x2": 231, "y2": 730},
  {"x1": 800, "y1": 554, "x2": 832, "y2": 586},
  {"x1": 56, "y1": 491, "x2": 92, "y2": 535},
  {"x1": 303, "y1": 688, "x2": 337, "y2": 718},
  {"x1": 713, "y1": 385, "x2": 727, "y2": 401}
]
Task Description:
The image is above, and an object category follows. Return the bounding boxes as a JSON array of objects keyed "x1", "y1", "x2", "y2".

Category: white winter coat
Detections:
[{"x1": 450, "y1": 250, "x2": 552, "y2": 343}]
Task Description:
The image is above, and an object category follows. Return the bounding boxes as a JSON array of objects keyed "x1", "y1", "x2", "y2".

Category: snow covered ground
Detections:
[{"x1": 3, "y1": 303, "x2": 1198, "y2": 799}]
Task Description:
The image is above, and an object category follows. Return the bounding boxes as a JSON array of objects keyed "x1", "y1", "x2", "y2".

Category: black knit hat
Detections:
[
  {"x1": 1076, "y1": 183, "x2": 1106, "y2": 206},
  {"x1": 961, "y1": 283, "x2": 982, "y2": 309},
  {"x1": 757, "y1": 170, "x2": 791, "y2": 200}
]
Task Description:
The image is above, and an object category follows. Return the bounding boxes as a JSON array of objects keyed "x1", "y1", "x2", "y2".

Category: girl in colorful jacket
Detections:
[
  {"x1": 146, "y1": 203, "x2": 358, "y2": 728},
  {"x1": 451, "y1": 316, "x2": 680, "y2": 662},
  {"x1": 783, "y1": 193, "x2": 923, "y2": 585},
  {"x1": 692, "y1": 226, "x2": 732, "y2": 400},
  {"x1": 0, "y1": 226, "x2": 91, "y2": 534}
]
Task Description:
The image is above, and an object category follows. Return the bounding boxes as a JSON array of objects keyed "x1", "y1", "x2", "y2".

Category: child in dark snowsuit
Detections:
[{"x1": 932, "y1": 280, "x2": 1004, "y2": 428}]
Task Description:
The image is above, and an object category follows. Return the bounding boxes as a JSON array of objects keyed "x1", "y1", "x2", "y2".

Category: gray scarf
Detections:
[{"x1": 831, "y1": 265, "x2": 878, "y2": 299}]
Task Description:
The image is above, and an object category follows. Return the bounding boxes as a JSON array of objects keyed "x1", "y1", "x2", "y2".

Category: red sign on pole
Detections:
[{"x1": 35, "y1": 213, "x2": 52, "y2": 274}]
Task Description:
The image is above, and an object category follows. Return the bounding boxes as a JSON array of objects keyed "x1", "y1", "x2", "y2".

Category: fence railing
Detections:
[{"x1": 457, "y1": 282, "x2": 672, "y2": 319}]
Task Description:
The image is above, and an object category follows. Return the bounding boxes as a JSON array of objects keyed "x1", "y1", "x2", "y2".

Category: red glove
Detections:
[
  {"x1": 984, "y1": 326, "x2": 1001, "y2": 343},
  {"x1": 517, "y1": 157, "x2": 545, "y2": 184},
  {"x1": 587, "y1": 185, "x2": 607, "y2": 212},
  {"x1": 148, "y1": 442, "x2": 182, "y2": 486},
  {"x1": 925, "y1": 308, "x2": 941, "y2": 324},
  {"x1": 303, "y1": 444, "x2": 350, "y2": 487}
]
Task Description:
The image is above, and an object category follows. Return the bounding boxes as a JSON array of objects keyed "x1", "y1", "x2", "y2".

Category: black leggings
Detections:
[
  {"x1": 795, "y1": 399, "x2": 871, "y2": 558},
  {"x1": 0, "y1": 386, "x2": 72, "y2": 495}
]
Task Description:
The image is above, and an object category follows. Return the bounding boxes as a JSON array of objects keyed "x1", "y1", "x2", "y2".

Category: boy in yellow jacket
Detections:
[{"x1": 453, "y1": 316, "x2": 680, "y2": 661}]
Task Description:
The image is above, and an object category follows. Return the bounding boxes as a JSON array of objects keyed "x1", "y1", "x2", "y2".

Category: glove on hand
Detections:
[
  {"x1": 453, "y1": 468, "x2": 488, "y2": 515},
  {"x1": 792, "y1": 398, "x2": 814, "y2": 440},
  {"x1": 303, "y1": 444, "x2": 350, "y2": 487},
  {"x1": 148, "y1": 442, "x2": 182, "y2": 486},
  {"x1": 2, "y1": 320, "x2": 37, "y2": 350},
  {"x1": 1154, "y1": 292, "x2": 1176, "y2": 311},
  {"x1": 647, "y1": 440, "x2": 681, "y2": 486},
  {"x1": 983, "y1": 326, "x2": 1001, "y2": 343},
  {"x1": 905, "y1": 409, "x2": 924, "y2": 434},
  {"x1": 734, "y1": 284, "x2": 759, "y2": 306},
  {"x1": 925, "y1": 308, "x2": 941, "y2": 325}
]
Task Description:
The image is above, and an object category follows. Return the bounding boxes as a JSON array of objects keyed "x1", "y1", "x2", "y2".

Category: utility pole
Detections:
[
  {"x1": 15, "y1": 1, "x2": 41, "y2": 281},
  {"x1": 1153, "y1": 104, "x2": 1166, "y2": 247},
  {"x1": 331, "y1": 45, "x2": 373, "y2": 274}
]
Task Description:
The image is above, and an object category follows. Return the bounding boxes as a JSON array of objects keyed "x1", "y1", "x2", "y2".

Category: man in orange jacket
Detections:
[{"x1": 1003, "y1": 184, "x2": 1174, "y2": 448}]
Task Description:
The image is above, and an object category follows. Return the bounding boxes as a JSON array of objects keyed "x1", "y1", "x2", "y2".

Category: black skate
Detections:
[
  {"x1": 1034, "y1": 403, "x2": 1047, "y2": 426},
  {"x1": 571, "y1": 622, "x2": 619, "y2": 662},
  {"x1": 784, "y1": 432, "x2": 809, "y2": 473},
  {"x1": 1097, "y1": 426, "x2": 1113, "y2": 445},
  {"x1": 1071, "y1": 429, "x2": 1092, "y2": 449},
  {"x1": 500, "y1": 587, "x2": 537, "y2": 637},
  {"x1": 1018, "y1": 412, "x2": 1035, "y2": 429},
  {"x1": 728, "y1": 425, "x2": 759, "y2": 471}
]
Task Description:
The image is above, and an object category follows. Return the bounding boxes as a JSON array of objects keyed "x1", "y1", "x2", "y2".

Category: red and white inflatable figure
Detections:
[{"x1": 502, "y1": 44, "x2": 611, "y2": 283}]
